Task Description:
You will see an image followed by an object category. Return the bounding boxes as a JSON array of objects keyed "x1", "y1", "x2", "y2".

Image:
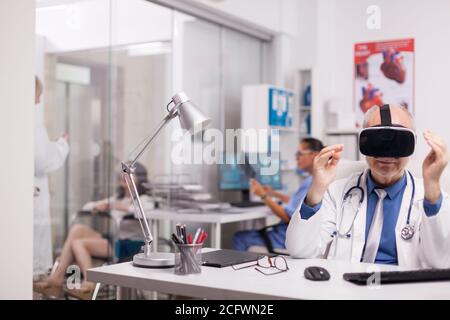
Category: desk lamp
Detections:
[{"x1": 122, "y1": 92, "x2": 210, "y2": 268}]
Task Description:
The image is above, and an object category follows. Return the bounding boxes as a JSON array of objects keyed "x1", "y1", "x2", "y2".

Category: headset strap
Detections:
[{"x1": 380, "y1": 104, "x2": 392, "y2": 126}]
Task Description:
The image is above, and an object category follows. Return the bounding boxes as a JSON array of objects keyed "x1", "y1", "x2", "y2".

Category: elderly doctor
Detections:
[{"x1": 286, "y1": 104, "x2": 450, "y2": 268}]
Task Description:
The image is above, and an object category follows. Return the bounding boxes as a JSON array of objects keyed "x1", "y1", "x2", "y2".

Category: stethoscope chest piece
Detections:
[{"x1": 401, "y1": 225, "x2": 415, "y2": 240}]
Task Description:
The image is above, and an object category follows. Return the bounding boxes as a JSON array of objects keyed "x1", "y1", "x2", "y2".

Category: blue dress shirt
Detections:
[{"x1": 299, "y1": 171, "x2": 443, "y2": 265}]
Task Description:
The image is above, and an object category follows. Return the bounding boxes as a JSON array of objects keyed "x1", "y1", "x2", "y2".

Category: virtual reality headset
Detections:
[{"x1": 359, "y1": 104, "x2": 416, "y2": 158}]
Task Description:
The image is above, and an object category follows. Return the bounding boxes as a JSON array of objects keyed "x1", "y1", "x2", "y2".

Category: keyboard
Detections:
[
  {"x1": 343, "y1": 268, "x2": 450, "y2": 285},
  {"x1": 230, "y1": 201, "x2": 265, "y2": 208}
]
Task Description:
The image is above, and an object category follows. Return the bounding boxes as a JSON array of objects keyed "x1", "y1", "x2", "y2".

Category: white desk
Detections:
[
  {"x1": 145, "y1": 207, "x2": 272, "y2": 249},
  {"x1": 87, "y1": 249, "x2": 450, "y2": 300}
]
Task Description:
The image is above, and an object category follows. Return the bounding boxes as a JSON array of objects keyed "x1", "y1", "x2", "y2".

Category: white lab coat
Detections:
[
  {"x1": 34, "y1": 115, "x2": 69, "y2": 276},
  {"x1": 286, "y1": 169, "x2": 450, "y2": 268}
]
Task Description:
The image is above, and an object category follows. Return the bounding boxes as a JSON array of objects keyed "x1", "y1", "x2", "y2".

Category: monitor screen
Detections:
[{"x1": 219, "y1": 153, "x2": 282, "y2": 191}]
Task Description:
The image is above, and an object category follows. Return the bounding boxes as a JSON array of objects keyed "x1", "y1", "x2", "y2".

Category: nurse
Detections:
[
  {"x1": 233, "y1": 138, "x2": 323, "y2": 252},
  {"x1": 34, "y1": 76, "x2": 69, "y2": 278},
  {"x1": 286, "y1": 105, "x2": 450, "y2": 268}
]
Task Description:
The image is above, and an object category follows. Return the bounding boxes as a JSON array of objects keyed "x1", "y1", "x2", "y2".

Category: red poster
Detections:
[{"x1": 354, "y1": 38, "x2": 414, "y2": 127}]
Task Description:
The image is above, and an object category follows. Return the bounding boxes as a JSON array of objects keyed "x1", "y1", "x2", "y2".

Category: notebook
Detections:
[{"x1": 202, "y1": 249, "x2": 274, "y2": 268}]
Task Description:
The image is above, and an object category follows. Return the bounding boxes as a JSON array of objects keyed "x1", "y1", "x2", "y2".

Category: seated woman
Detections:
[
  {"x1": 33, "y1": 162, "x2": 152, "y2": 299},
  {"x1": 232, "y1": 138, "x2": 324, "y2": 253}
]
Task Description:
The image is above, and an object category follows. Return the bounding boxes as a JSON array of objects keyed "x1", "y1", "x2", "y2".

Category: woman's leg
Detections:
[
  {"x1": 71, "y1": 237, "x2": 111, "y2": 290},
  {"x1": 44, "y1": 224, "x2": 103, "y2": 286}
]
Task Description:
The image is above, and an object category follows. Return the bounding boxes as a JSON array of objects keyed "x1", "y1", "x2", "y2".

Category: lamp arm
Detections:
[
  {"x1": 123, "y1": 171, "x2": 153, "y2": 244},
  {"x1": 121, "y1": 106, "x2": 178, "y2": 252},
  {"x1": 129, "y1": 110, "x2": 176, "y2": 168}
]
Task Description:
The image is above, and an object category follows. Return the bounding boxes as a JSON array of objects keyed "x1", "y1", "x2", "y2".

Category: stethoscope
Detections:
[{"x1": 335, "y1": 170, "x2": 416, "y2": 241}]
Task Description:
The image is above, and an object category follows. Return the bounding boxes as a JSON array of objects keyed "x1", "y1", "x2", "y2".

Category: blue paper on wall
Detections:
[{"x1": 268, "y1": 88, "x2": 293, "y2": 127}]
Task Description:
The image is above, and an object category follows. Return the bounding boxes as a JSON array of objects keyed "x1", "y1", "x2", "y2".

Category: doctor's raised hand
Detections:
[
  {"x1": 305, "y1": 144, "x2": 344, "y2": 207},
  {"x1": 423, "y1": 130, "x2": 450, "y2": 203}
]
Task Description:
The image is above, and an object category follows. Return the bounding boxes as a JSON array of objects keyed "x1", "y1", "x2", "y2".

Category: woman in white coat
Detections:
[
  {"x1": 34, "y1": 76, "x2": 69, "y2": 278},
  {"x1": 286, "y1": 105, "x2": 450, "y2": 268}
]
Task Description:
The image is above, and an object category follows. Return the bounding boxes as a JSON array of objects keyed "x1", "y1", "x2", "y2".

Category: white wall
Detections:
[
  {"x1": 193, "y1": 0, "x2": 302, "y2": 88},
  {"x1": 294, "y1": 0, "x2": 317, "y2": 69},
  {"x1": 0, "y1": 0, "x2": 35, "y2": 299},
  {"x1": 36, "y1": 0, "x2": 172, "y2": 52},
  {"x1": 194, "y1": 0, "x2": 298, "y2": 36},
  {"x1": 311, "y1": 0, "x2": 450, "y2": 162},
  {"x1": 310, "y1": 0, "x2": 336, "y2": 139}
]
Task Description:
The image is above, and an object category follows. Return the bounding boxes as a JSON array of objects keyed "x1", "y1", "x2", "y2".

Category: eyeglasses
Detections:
[
  {"x1": 296, "y1": 150, "x2": 313, "y2": 158},
  {"x1": 231, "y1": 255, "x2": 289, "y2": 276}
]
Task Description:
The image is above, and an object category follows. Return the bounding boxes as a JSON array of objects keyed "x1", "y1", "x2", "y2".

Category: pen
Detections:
[
  {"x1": 195, "y1": 230, "x2": 204, "y2": 244},
  {"x1": 171, "y1": 233, "x2": 184, "y2": 245},
  {"x1": 187, "y1": 234, "x2": 193, "y2": 245},
  {"x1": 193, "y1": 227, "x2": 202, "y2": 244},
  {"x1": 178, "y1": 225, "x2": 183, "y2": 243},
  {"x1": 201, "y1": 232, "x2": 208, "y2": 244},
  {"x1": 198, "y1": 231, "x2": 208, "y2": 244},
  {"x1": 181, "y1": 224, "x2": 188, "y2": 244}
]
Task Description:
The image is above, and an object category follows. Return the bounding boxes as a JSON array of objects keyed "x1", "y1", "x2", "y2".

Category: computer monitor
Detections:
[{"x1": 219, "y1": 152, "x2": 282, "y2": 192}]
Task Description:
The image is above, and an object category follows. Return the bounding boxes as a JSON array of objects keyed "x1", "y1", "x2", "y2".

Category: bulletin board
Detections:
[{"x1": 354, "y1": 38, "x2": 415, "y2": 127}]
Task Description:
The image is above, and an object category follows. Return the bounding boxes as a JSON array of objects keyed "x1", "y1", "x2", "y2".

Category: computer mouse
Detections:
[{"x1": 304, "y1": 266, "x2": 330, "y2": 281}]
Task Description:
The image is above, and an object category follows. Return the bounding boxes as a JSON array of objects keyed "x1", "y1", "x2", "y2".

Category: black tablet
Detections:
[{"x1": 202, "y1": 249, "x2": 273, "y2": 268}]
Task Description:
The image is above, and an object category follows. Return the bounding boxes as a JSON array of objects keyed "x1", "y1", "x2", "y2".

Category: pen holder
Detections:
[{"x1": 174, "y1": 243, "x2": 202, "y2": 275}]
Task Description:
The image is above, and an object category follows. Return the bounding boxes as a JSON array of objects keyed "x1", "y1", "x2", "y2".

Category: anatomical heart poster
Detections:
[{"x1": 354, "y1": 39, "x2": 414, "y2": 127}]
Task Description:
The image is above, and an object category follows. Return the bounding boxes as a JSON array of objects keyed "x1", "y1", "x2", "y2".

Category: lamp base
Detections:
[{"x1": 132, "y1": 252, "x2": 175, "y2": 268}]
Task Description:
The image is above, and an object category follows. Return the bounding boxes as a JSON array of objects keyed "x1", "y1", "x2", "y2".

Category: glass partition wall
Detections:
[{"x1": 35, "y1": 0, "x2": 265, "y2": 270}]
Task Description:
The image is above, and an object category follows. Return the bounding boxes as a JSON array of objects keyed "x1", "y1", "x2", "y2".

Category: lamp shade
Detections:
[{"x1": 172, "y1": 92, "x2": 211, "y2": 132}]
